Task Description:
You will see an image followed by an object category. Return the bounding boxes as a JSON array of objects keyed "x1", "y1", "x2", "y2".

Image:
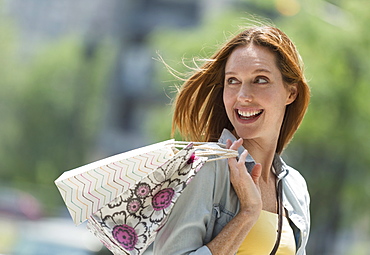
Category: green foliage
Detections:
[
  {"x1": 150, "y1": 11, "x2": 239, "y2": 85},
  {"x1": 0, "y1": 18, "x2": 115, "y2": 213}
]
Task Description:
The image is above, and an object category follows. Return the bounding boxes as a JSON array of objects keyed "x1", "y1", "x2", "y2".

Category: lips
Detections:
[{"x1": 236, "y1": 109, "x2": 263, "y2": 120}]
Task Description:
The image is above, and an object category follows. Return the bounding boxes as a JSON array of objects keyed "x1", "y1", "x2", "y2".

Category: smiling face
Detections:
[{"x1": 223, "y1": 44, "x2": 297, "y2": 147}]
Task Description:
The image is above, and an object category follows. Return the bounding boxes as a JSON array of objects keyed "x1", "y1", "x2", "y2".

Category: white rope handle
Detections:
[{"x1": 168, "y1": 141, "x2": 239, "y2": 161}]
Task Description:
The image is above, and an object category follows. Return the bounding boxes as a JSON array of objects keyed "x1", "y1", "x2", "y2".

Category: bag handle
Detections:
[{"x1": 169, "y1": 141, "x2": 239, "y2": 162}]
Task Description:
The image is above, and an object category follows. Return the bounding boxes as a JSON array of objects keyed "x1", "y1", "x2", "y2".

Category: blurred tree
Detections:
[{"x1": 0, "y1": 13, "x2": 115, "y2": 214}]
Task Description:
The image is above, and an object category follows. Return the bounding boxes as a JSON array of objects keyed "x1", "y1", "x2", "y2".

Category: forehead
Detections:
[{"x1": 225, "y1": 44, "x2": 279, "y2": 73}]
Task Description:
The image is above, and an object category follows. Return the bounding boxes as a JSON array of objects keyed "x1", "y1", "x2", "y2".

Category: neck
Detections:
[{"x1": 242, "y1": 138, "x2": 277, "y2": 182}]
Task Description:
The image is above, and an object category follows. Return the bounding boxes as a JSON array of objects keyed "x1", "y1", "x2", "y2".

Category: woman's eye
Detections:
[
  {"x1": 254, "y1": 77, "x2": 269, "y2": 84},
  {"x1": 227, "y1": 78, "x2": 239, "y2": 84}
]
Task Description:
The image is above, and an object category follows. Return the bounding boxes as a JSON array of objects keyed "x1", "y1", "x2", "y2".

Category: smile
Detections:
[{"x1": 236, "y1": 109, "x2": 263, "y2": 120}]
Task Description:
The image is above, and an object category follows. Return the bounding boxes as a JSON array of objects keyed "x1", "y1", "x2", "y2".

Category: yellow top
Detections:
[{"x1": 237, "y1": 210, "x2": 296, "y2": 255}]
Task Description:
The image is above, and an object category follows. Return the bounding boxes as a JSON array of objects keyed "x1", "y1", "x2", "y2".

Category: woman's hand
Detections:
[
  {"x1": 226, "y1": 138, "x2": 262, "y2": 219},
  {"x1": 205, "y1": 139, "x2": 264, "y2": 254}
]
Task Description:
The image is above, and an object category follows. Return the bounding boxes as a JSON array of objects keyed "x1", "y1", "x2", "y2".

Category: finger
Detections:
[
  {"x1": 229, "y1": 138, "x2": 243, "y2": 151},
  {"x1": 237, "y1": 149, "x2": 249, "y2": 165},
  {"x1": 228, "y1": 145, "x2": 243, "y2": 171},
  {"x1": 227, "y1": 155, "x2": 237, "y2": 168},
  {"x1": 250, "y1": 163, "x2": 262, "y2": 185},
  {"x1": 225, "y1": 139, "x2": 232, "y2": 149}
]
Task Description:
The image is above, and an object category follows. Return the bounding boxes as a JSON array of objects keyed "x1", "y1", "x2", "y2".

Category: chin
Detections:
[{"x1": 232, "y1": 128, "x2": 258, "y2": 141}]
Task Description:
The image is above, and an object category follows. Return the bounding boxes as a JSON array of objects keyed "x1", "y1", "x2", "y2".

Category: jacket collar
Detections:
[{"x1": 218, "y1": 129, "x2": 288, "y2": 180}]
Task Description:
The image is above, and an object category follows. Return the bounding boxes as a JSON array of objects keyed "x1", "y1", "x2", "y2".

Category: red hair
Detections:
[{"x1": 172, "y1": 26, "x2": 310, "y2": 154}]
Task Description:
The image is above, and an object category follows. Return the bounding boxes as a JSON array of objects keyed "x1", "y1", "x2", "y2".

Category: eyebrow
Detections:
[
  {"x1": 252, "y1": 68, "x2": 272, "y2": 74},
  {"x1": 225, "y1": 68, "x2": 272, "y2": 75}
]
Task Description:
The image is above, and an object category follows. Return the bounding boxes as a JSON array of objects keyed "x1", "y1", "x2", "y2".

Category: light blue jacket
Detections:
[{"x1": 154, "y1": 129, "x2": 310, "y2": 254}]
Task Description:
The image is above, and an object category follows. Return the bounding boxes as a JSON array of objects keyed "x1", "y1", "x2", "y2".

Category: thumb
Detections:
[{"x1": 250, "y1": 163, "x2": 262, "y2": 185}]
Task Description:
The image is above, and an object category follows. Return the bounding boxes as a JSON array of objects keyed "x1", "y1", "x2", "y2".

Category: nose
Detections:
[{"x1": 237, "y1": 84, "x2": 253, "y2": 102}]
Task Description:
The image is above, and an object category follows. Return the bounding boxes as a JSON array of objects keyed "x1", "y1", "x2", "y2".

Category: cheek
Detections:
[
  {"x1": 223, "y1": 91, "x2": 233, "y2": 114},
  {"x1": 269, "y1": 99, "x2": 288, "y2": 123}
]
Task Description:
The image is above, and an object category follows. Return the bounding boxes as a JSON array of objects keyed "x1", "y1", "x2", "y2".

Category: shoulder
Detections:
[
  {"x1": 280, "y1": 159, "x2": 311, "y2": 253},
  {"x1": 191, "y1": 142, "x2": 231, "y2": 185},
  {"x1": 187, "y1": 157, "x2": 230, "y2": 193},
  {"x1": 279, "y1": 157, "x2": 308, "y2": 190},
  {"x1": 285, "y1": 165, "x2": 308, "y2": 191},
  {"x1": 280, "y1": 158, "x2": 310, "y2": 206}
]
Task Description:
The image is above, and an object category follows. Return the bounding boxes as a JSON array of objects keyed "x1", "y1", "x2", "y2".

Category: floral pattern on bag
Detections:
[{"x1": 87, "y1": 144, "x2": 205, "y2": 255}]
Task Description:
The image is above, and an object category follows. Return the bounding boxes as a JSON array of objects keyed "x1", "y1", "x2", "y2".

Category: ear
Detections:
[{"x1": 286, "y1": 83, "x2": 298, "y2": 105}]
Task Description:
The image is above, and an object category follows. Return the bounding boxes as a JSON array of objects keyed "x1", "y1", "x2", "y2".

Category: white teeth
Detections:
[{"x1": 238, "y1": 110, "x2": 262, "y2": 117}]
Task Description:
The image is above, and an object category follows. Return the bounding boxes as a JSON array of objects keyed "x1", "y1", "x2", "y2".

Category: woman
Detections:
[{"x1": 153, "y1": 25, "x2": 310, "y2": 255}]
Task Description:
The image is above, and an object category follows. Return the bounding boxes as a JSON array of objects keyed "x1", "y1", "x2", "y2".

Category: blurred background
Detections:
[{"x1": 0, "y1": 0, "x2": 369, "y2": 254}]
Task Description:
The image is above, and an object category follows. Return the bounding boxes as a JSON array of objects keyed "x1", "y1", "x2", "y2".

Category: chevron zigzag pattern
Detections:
[{"x1": 55, "y1": 140, "x2": 175, "y2": 225}]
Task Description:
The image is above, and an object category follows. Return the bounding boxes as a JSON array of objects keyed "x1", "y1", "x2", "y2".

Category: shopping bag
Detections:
[
  {"x1": 55, "y1": 139, "x2": 237, "y2": 254},
  {"x1": 86, "y1": 143, "x2": 205, "y2": 255},
  {"x1": 55, "y1": 139, "x2": 176, "y2": 225}
]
